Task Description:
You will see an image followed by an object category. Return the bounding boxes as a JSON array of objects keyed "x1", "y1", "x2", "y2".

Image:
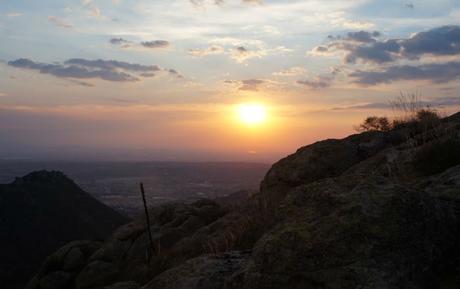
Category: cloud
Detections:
[
  {"x1": 110, "y1": 37, "x2": 129, "y2": 45},
  {"x1": 6, "y1": 12, "x2": 22, "y2": 17},
  {"x1": 81, "y1": 0, "x2": 102, "y2": 18},
  {"x1": 189, "y1": 45, "x2": 225, "y2": 57},
  {"x1": 8, "y1": 58, "x2": 181, "y2": 84},
  {"x1": 239, "y1": 79, "x2": 265, "y2": 91},
  {"x1": 0, "y1": 92, "x2": 6, "y2": 97},
  {"x1": 402, "y1": 26, "x2": 460, "y2": 58},
  {"x1": 242, "y1": 0, "x2": 263, "y2": 4},
  {"x1": 167, "y1": 68, "x2": 185, "y2": 79},
  {"x1": 189, "y1": 44, "x2": 277, "y2": 62},
  {"x1": 339, "y1": 30, "x2": 381, "y2": 43},
  {"x1": 317, "y1": 11, "x2": 374, "y2": 30},
  {"x1": 48, "y1": 16, "x2": 73, "y2": 29},
  {"x1": 224, "y1": 79, "x2": 266, "y2": 91},
  {"x1": 109, "y1": 38, "x2": 170, "y2": 50},
  {"x1": 65, "y1": 58, "x2": 160, "y2": 72},
  {"x1": 230, "y1": 46, "x2": 265, "y2": 63},
  {"x1": 297, "y1": 75, "x2": 333, "y2": 89},
  {"x1": 318, "y1": 25, "x2": 460, "y2": 64},
  {"x1": 350, "y1": 61, "x2": 460, "y2": 86},
  {"x1": 189, "y1": 0, "x2": 223, "y2": 7},
  {"x1": 273, "y1": 67, "x2": 306, "y2": 76},
  {"x1": 190, "y1": 0, "x2": 261, "y2": 7},
  {"x1": 140, "y1": 40, "x2": 170, "y2": 49},
  {"x1": 331, "y1": 96, "x2": 460, "y2": 111},
  {"x1": 69, "y1": 80, "x2": 95, "y2": 87},
  {"x1": 404, "y1": 2, "x2": 414, "y2": 9}
]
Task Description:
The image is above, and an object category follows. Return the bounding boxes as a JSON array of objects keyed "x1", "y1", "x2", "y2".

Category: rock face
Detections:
[
  {"x1": 0, "y1": 171, "x2": 128, "y2": 289},
  {"x1": 26, "y1": 199, "x2": 228, "y2": 289},
  {"x1": 142, "y1": 251, "x2": 250, "y2": 289},
  {"x1": 229, "y1": 177, "x2": 458, "y2": 289},
  {"x1": 27, "y1": 112, "x2": 460, "y2": 289},
  {"x1": 260, "y1": 130, "x2": 402, "y2": 209}
]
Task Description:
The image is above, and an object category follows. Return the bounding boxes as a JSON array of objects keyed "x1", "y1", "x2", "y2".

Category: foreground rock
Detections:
[
  {"x1": 26, "y1": 199, "x2": 228, "y2": 289},
  {"x1": 143, "y1": 251, "x2": 250, "y2": 289},
  {"x1": 229, "y1": 177, "x2": 458, "y2": 289}
]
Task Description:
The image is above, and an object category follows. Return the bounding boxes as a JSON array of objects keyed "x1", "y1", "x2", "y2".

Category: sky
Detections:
[{"x1": 0, "y1": 0, "x2": 460, "y2": 162}]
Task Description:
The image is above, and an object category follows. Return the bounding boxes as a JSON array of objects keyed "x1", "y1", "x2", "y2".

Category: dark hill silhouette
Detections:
[{"x1": 0, "y1": 170, "x2": 128, "y2": 289}]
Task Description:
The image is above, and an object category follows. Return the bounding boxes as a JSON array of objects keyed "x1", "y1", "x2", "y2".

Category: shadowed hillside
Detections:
[{"x1": 0, "y1": 171, "x2": 129, "y2": 289}]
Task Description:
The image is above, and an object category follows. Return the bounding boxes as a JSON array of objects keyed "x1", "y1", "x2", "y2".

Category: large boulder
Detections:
[
  {"x1": 27, "y1": 199, "x2": 227, "y2": 289},
  {"x1": 142, "y1": 251, "x2": 250, "y2": 289},
  {"x1": 26, "y1": 241, "x2": 102, "y2": 289},
  {"x1": 260, "y1": 131, "x2": 400, "y2": 209},
  {"x1": 229, "y1": 176, "x2": 458, "y2": 289}
]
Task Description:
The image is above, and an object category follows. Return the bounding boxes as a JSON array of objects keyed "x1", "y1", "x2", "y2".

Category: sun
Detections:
[{"x1": 237, "y1": 103, "x2": 267, "y2": 125}]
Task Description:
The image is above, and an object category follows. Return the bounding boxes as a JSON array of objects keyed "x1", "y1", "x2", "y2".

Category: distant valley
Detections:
[{"x1": 0, "y1": 161, "x2": 270, "y2": 217}]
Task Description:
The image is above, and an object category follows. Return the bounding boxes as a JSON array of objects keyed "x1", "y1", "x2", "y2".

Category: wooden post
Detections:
[{"x1": 140, "y1": 182, "x2": 155, "y2": 263}]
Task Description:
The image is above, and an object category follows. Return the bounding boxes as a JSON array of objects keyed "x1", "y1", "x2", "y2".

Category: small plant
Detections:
[
  {"x1": 356, "y1": 116, "x2": 391, "y2": 132},
  {"x1": 356, "y1": 92, "x2": 442, "y2": 137}
]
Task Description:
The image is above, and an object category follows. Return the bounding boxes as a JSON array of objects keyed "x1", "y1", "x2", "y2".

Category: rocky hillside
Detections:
[
  {"x1": 27, "y1": 112, "x2": 460, "y2": 289},
  {"x1": 0, "y1": 171, "x2": 129, "y2": 289}
]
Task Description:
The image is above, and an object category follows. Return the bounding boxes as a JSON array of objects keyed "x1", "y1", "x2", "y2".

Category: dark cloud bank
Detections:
[
  {"x1": 310, "y1": 25, "x2": 460, "y2": 86},
  {"x1": 8, "y1": 58, "x2": 181, "y2": 84}
]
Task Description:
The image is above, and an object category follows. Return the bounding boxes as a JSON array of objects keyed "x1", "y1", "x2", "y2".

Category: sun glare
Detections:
[{"x1": 237, "y1": 103, "x2": 267, "y2": 125}]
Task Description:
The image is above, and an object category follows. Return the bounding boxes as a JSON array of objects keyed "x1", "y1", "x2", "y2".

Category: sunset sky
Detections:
[{"x1": 1, "y1": 0, "x2": 460, "y2": 162}]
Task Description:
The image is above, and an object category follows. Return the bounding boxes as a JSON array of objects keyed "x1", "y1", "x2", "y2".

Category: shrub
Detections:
[{"x1": 356, "y1": 116, "x2": 391, "y2": 132}]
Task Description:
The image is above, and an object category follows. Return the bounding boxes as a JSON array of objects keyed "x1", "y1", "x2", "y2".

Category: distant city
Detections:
[{"x1": 0, "y1": 160, "x2": 269, "y2": 217}]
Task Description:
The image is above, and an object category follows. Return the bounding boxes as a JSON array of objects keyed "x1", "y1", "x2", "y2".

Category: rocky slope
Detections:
[
  {"x1": 27, "y1": 112, "x2": 460, "y2": 289},
  {"x1": 0, "y1": 171, "x2": 128, "y2": 289}
]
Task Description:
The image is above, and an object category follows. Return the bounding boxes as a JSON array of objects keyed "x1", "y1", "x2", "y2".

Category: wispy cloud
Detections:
[
  {"x1": 81, "y1": 0, "x2": 102, "y2": 18},
  {"x1": 224, "y1": 79, "x2": 267, "y2": 91},
  {"x1": 8, "y1": 58, "x2": 182, "y2": 84},
  {"x1": 110, "y1": 37, "x2": 129, "y2": 45},
  {"x1": 5, "y1": 12, "x2": 23, "y2": 17},
  {"x1": 230, "y1": 46, "x2": 266, "y2": 63},
  {"x1": 189, "y1": 43, "x2": 277, "y2": 63},
  {"x1": 189, "y1": 0, "x2": 262, "y2": 7},
  {"x1": 189, "y1": 45, "x2": 225, "y2": 57},
  {"x1": 109, "y1": 38, "x2": 171, "y2": 50},
  {"x1": 140, "y1": 40, "x2": 170, "y2": 49},
  {"x1": 331, "y1": 96, "x2": 460, "y2": 111},
  {"x1": 273, "y1": 67, "x2": 306, "y2": 77},
  {"x1": 48, "y1": 16, "x2": 73, "y2": 29},
  {"x1": 297, "y1": 75, "x2": 333, "y2": 90}
]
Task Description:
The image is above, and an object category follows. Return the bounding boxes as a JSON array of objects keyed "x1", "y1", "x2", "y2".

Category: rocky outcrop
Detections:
[
  {"x1": 260, "y1": 130, "x2": 403, "y2": 209},
  {"x1": 26, "y1": 241, "x2": 103, "y2": 289},
  {"x1": 26, "y1": 199, "x2": 228, "y2": 289},
  {"x1": 26, "y1": 112, "x2": 460, "y2": 289},
  {"x1": 228, "y1": 177, "x2": 458, "y2": 289},
  {"x1": 0, "y1": 171, "x2": 128, "y2": 289},
  {"x1": 142, "y1": 251, "x2": 250, "y2": 289}
]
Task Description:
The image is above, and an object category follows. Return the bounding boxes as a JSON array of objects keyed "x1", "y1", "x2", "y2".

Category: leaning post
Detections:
[{"x1": 140, "y1": 182, "x2": 155, "y2": 263}]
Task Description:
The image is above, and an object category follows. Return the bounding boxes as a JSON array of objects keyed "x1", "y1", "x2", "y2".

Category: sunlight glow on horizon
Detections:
[{"x1": 237, "y1": 103, "x2": 267, "y2": 126}]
